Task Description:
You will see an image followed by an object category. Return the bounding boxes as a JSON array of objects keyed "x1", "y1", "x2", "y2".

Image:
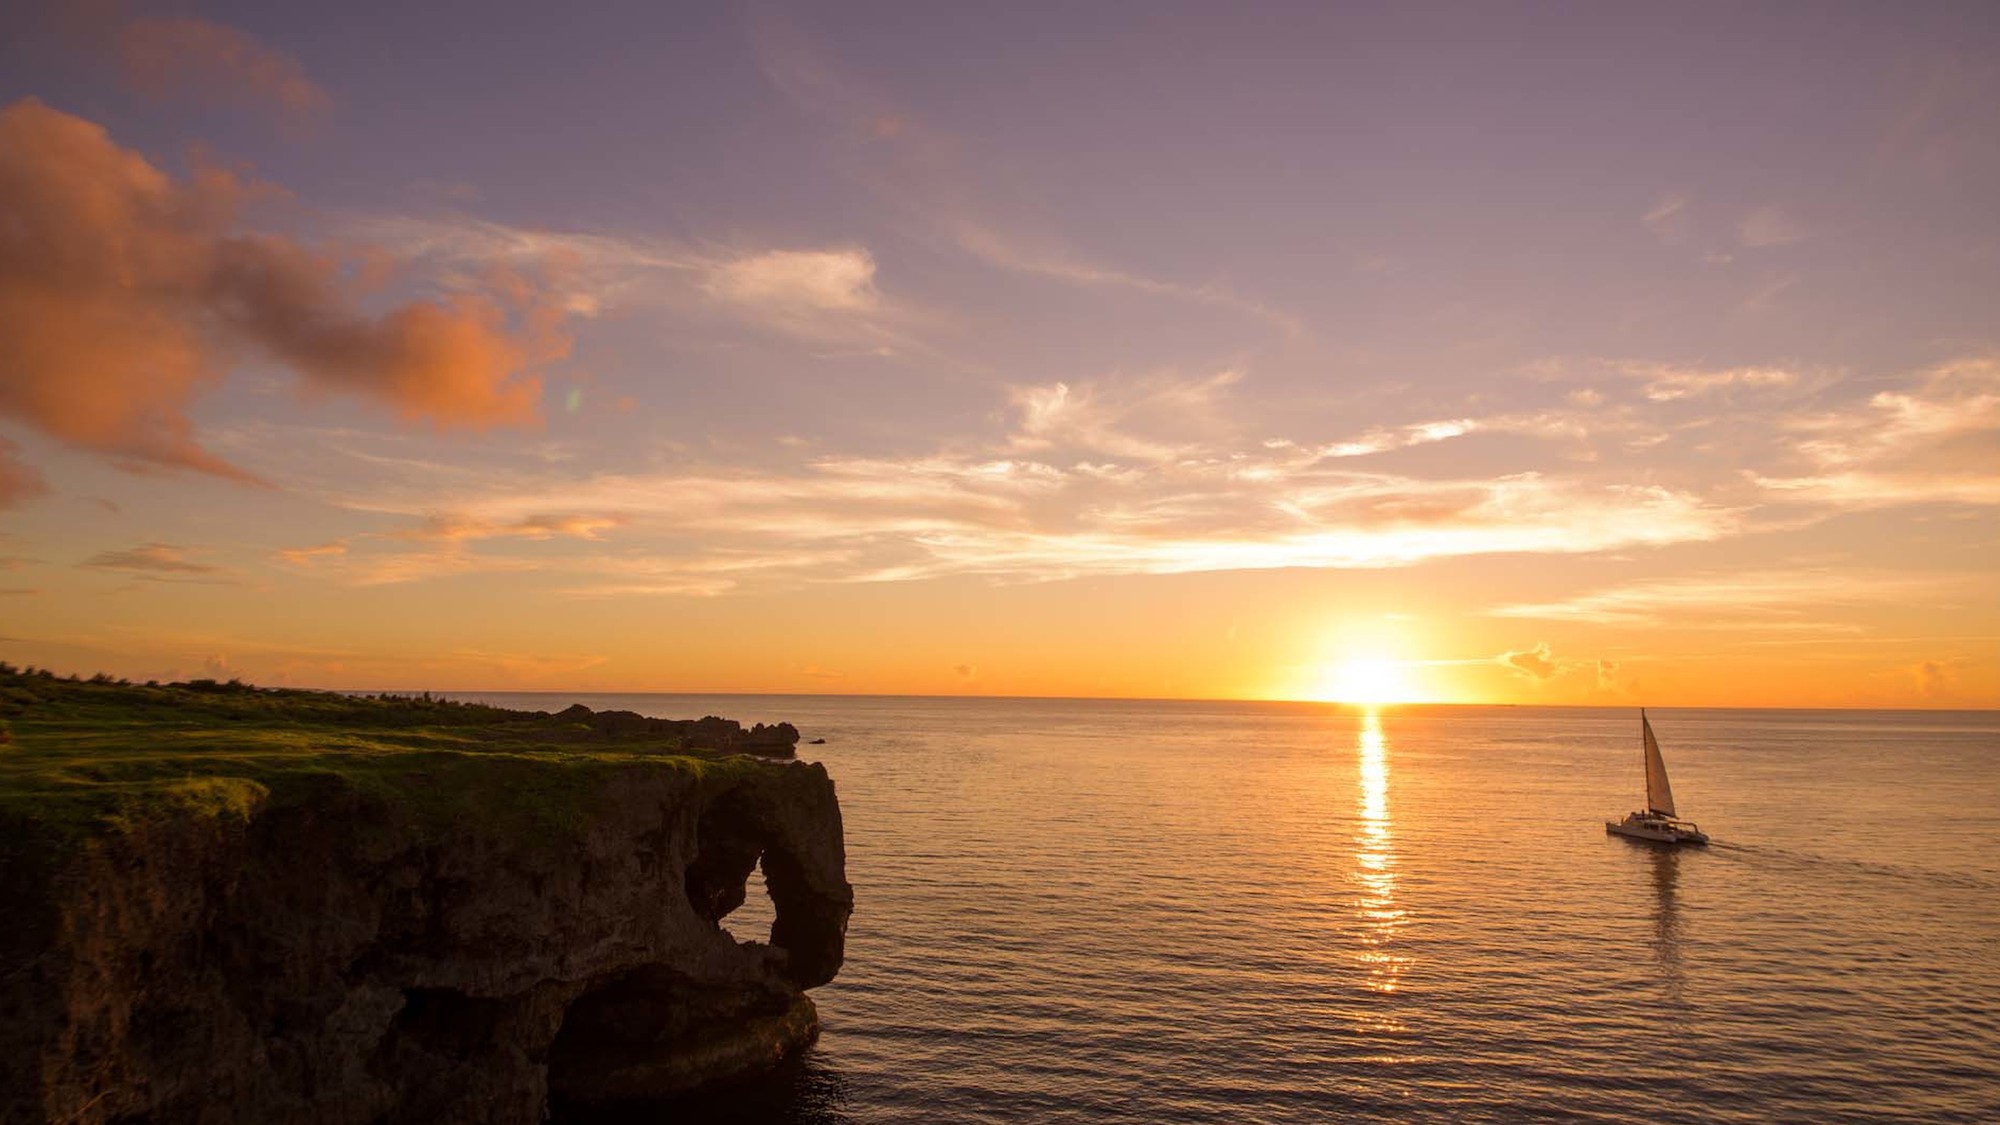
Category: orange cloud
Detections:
[
  {"x1": 212, "y1": 235, "x2": 554, "y2": 429},
  {"x1": 114, "y1": 17, "x2": 330, "y2": 117},
  {"x1": 0, "y1": 99, "x2": 562, "y2": 480},
  {"x1": 276, "y1": 540, "x2": 348, "y2": 565},
  {"x1": 393, "y1": 513, "x2": 627, "y2": 543},
  {"x1": 82, "y1": 542, "x2": 235, "y2": 582},
  {"x1": 1913, "y1": 659, "x2": 1952, "y2": 698},
  {"x1": 1501, "y1": 643, "x2": 1559, "y2": 680},
  {"x1": 274, "y1": 513, "x2": 623, "y2": 588}
]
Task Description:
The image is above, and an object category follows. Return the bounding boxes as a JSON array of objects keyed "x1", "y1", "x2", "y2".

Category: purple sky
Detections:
[{"x1": 1, "y1": 2, "x2": 1995, "y2": 702}]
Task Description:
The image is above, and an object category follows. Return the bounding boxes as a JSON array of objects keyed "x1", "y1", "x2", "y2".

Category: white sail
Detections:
[{"x1": 1642, "y1": 710, "x2": 1676, "y2": 817}]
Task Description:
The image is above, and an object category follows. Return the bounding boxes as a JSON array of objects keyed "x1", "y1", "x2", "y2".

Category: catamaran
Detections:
[{"x1": 1606, "y1": 709, "x2": 1709, "y2": 845}]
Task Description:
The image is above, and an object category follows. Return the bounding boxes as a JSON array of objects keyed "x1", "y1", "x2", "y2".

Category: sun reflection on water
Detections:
[{"x1": 1354, "y1": 710, "x2": 1408, "y2": 1009}]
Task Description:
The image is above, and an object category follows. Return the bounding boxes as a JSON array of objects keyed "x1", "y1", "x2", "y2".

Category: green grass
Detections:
[{"x1": 0, "y1": 666, "x2": 760, "y2": 846}]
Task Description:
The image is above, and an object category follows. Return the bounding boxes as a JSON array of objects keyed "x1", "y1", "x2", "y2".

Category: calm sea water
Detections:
[{"x1": 453, "y1": 696, "x2": 2000, "y2": 1123}]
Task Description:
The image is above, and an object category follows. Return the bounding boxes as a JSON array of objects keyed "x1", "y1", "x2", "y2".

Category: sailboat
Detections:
[{"x1": 1606, "y1": 709, "x2": 1709, "y2": 845}]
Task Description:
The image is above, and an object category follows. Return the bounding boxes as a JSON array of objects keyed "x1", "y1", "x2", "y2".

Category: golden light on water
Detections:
[
  {"x1": 1353, "y1": 710, "x2": 1408, "y2": 1006},
  {"x1": 1358, "y1": 713, "x2": 1390, "y2": 827}
]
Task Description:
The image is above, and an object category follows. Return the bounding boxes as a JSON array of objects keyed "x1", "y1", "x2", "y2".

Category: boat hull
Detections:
[{"x1": 1606, "y1": 817, "x2": 1709, "y2": 845}]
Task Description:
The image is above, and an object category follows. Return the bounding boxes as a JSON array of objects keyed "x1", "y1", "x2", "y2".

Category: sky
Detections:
[{"x1": 0, "y1": 1, "x2": 1995, "y2": 706}]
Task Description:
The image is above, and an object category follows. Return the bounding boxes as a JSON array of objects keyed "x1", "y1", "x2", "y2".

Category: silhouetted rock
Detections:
[
  {"x1": 544, "y1": 707, "x2": 803, "y2": 757},
  {"x1": 742, "y1": 722, "x2": 801, "y2": 754},
  {"x1": 588, "y1": 708, "x2": 657, "y2": 734}
]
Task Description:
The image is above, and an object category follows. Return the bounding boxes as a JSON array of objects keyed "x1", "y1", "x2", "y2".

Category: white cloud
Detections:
[
  {"x1": 296, "y1": 448, "x2": 1734, "y2": 594},
  {"x1": 704, "y1": 248, "x2": 880, "y2": 313},
  {"x1": 1623, "y1": 362, "x2": 1801, "y2": 402},
  {"x1": 256, "y1": 362, "x2": 1779, "y2": 595},
  {"x1": 1008, "y1": 369, "x2": 1242, "y2": 461},
  {"x1": 348, "y1": 215, "x2": 907, "y2": 345},
  {"x1": 1298, "y1": 417, "x2": 1479, "y2": 459}
]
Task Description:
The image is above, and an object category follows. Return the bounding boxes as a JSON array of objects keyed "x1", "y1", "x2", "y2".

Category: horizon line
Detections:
[{"x1": 389, "y1": 688, "x2": 1997, "y2": 714}]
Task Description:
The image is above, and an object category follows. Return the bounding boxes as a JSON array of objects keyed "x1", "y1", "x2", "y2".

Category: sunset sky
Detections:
[{"x1": 1, "y1": 3, "x2": 1995, "y2": 706}]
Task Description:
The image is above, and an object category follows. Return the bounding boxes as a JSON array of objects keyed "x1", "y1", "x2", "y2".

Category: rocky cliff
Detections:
[{"x1": 0, "y1": 673, "x2": 852, "y2": 1123}]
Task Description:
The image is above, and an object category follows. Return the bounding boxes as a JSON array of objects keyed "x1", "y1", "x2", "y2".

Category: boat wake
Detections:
[{"x1": 1706, "y1": 840, "x2": 1997, "y2": 895}]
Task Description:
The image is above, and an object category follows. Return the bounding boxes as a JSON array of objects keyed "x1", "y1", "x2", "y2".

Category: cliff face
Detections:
[{"x1": 0, "y1": 754, "x2": 852, "y2": 1124}]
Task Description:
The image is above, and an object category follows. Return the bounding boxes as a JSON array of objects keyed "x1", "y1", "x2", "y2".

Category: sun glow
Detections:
[{"x1": 1318, "y1": 656, "x2": 1419, "y2": 705}]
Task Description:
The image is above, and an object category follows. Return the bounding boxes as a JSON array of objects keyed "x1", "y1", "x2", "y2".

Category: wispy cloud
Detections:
[
  {"x1": 1266, "y1": 417, "x2": 1479, "y2": 461},
  {"x1": 1491, "y1": 568, "x2": 1954, "y2": 625},
  {"x1": 391, "y1": 513, "x2": 627, "y2": 544},
  {"x1": 556, "y1": 548, "x2": 862, "y2": 599},
  {"x1": 112, "y1": 16, "x2": 330, "y2": 120},
  {"x1": 276, "y1": 541, "x2": 348, "y2": 565},
  {"x1": 1754, "y1": 357, "x2": 2000, "y2": 506},
  {"x1": 284, "y1": 375, "x2": 1736, "y2": 594},
  {"x1": 256, "y1": 353, "x2": 2000, "y2": 598},
  {"x1": 752, "y1": 14, "x2": 1299, "y2": 335},
  {"x1": 353, "y1": 215, "x2": 920, "y2": 351},
  {"x1": 1738, "y1": 206, "x2": 1807, "y2": 248},
  {"x1": 946, "y1": 219, "x2": 1302, "y2": 332},
  {"x1": 275, "y1": 510, "x2": 624, "y2": 586},
  {"x1": 274, "y1": 545, "x2": 541, "y2": 588},
  {"x1": 1009, "y1": 368, "x2": 1244, "y2": 462},
  {"x1": 1642, "y1": 192, "x2": 1689, "y2": 243},
  {"x1": 83, "y1": 543, "x2": 238, "y2": 583},
  {"x1": 1622, "y1": 361, "x2": 1802, "y2": 402}
]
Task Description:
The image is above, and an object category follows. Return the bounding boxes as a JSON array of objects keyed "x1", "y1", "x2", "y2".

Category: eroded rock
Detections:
[{"x1": 0, "y1": 756, "x2": 852, "y2": 1123}]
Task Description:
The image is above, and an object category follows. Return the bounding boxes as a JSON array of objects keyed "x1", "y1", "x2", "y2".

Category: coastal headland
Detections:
[{"x1": 0, "y1": 667, "x2": 851, "y2": 1123}]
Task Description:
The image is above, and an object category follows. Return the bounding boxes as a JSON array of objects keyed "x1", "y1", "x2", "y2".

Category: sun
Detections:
[{"x1": 1318, "y1": 656, "x2": 1418, "y2": 705}]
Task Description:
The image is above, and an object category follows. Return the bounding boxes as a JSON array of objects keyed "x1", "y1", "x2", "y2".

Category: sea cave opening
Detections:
[
  {"x1": 683, "y1": 800, "x2": 782, "y2": 950},
  {"x1": 722, "y1": 855, "x2": 779, "y2": 945}
]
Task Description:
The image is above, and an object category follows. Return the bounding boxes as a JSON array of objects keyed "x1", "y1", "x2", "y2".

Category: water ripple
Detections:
[{"x1": 460, "y1": 696, "x2": 2000, "y2": 1124}]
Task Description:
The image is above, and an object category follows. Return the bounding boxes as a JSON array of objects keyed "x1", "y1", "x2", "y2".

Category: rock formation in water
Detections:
[
  {"x1": 552, "y1": 703, "x2": 802, "y2": 756},
  {"x1": 0, "y1": 675, "x2": 851, "y2": 1124}
]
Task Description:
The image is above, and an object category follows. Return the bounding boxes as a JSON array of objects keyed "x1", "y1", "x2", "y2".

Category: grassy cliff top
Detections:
[{"x1": 0, "y1": 666, "x2": 761, "y2": 842}]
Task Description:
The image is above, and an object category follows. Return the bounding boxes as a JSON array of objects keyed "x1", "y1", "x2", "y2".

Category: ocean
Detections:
[{"x1": 451, "y1": 695, "x2": 2000, "y2": 1123}]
